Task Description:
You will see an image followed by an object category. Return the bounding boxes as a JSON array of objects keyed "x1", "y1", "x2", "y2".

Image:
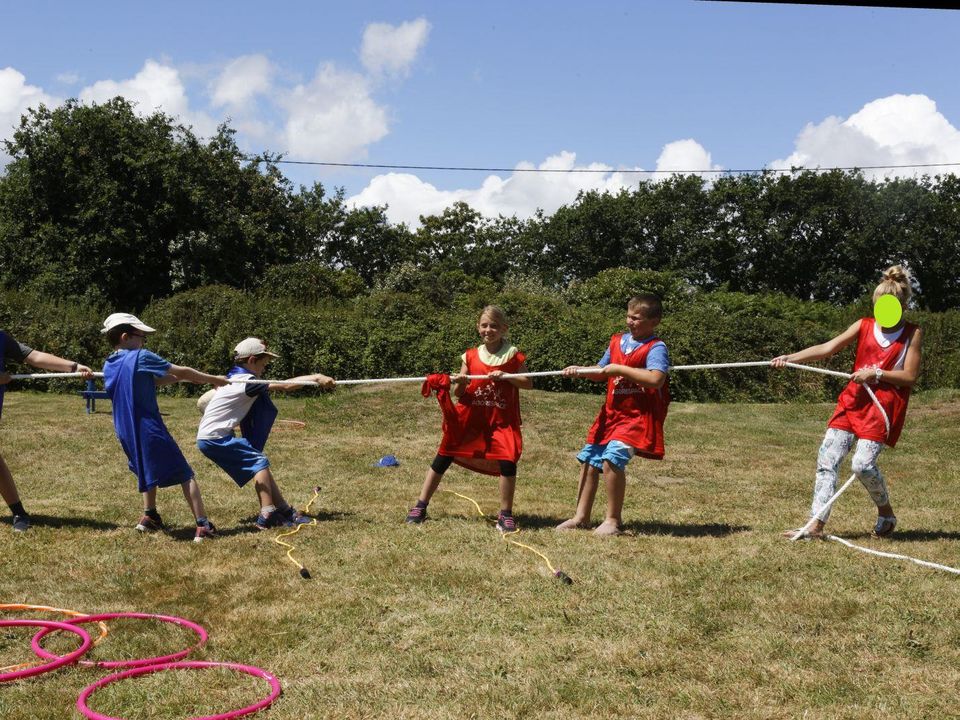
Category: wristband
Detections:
[
  {"x1": 874, "y1": 368, "x2": 884, "y2": 381},
  {"x1": 70, "y1": 362, "x2": 78, "y2": 373}
]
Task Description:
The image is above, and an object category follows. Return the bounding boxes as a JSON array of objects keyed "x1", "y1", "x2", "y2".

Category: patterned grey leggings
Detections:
[{"x1": 812, "y1": 428, "x2": 889, "y2": 521}]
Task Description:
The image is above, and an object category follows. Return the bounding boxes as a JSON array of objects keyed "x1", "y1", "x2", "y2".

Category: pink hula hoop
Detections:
[
  {"x1": 31, "y1": 612, "x2": 207, "y2": 669},
  {"x1": 0, "y1": 619, "x2": 92, "y2": 682},
  {"x1": 76, "y1": 660, "x2": 282, "y2": 720}
]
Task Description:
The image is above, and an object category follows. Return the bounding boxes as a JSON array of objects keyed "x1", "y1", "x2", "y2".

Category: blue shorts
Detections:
[
  {"x1": 197, "y1": 436, "x2": 270, "y2": 487},
  {"x1": 576, "y1": 441, "x2": 636, "y2": 471}
]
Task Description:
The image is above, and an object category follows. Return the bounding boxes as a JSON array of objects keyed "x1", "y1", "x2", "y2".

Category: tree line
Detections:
[{"x1": 1, "y1": 98, "x2": 958, "y2": 312}]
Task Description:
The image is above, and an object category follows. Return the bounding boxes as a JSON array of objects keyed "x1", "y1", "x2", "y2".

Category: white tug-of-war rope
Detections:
[{"x1": 11, "y1": 361, "x2": 957, "y2": 575}]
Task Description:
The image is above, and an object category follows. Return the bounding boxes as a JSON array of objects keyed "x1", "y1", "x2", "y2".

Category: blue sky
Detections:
[{"x1": 3, "y1": 1, "x2": 959, "y2": 225}]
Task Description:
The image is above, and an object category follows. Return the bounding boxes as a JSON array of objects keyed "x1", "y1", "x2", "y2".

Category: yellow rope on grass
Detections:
[
  {"x1": 272, "y1": 487, "x2": 321, "y2": 579},
  {"x1": 0, "y1": 603, "x2": 110, "y2": 672},
  {"x1": 442, "y1": 490, "x2": 573, "y2": 585}
]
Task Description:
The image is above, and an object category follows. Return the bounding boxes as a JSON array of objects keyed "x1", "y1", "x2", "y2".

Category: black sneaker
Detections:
[
  {"x1": 136, "y1": 514, "x2": 165, "y2": 533},
  {"x1": 255, "y1": 511, "x2": 285, "y2": 530},
  {"x1": 405, "y1": 505, "x2": 428, "y2": 524},
  {"x1": 873, "y1": 515, "x2": 897, "y2": 538},
  {"x1": 194, "y1": 520, "x2": 218, "y2": 543},
  {"x1": 12, "y1": 515, "x2": 30, "y2": 532}
]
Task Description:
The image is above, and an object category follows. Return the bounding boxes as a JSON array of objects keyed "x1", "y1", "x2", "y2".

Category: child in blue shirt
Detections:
[
  {"x1": 101, "y1": 313, "x2": 226, "y2": 542},
  {"x1": 0, "y1": 331, "x2": 94, "y2": 532},
  {"x1": 556, "y1": 295, "x2": 671, "y2": 536}
]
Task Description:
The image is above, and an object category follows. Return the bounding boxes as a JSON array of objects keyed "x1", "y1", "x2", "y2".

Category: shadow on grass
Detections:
[
  {"x1": 516, "y1": 513, "x2": 578, "y2": 530},
  {"x1": 623, "y1": 520, "x2": 750, "y2": 538},
  {"x1": 12, "y1": 513, "x2": 120, "y2": 531},
  {"x1": 841, "y1": 528, "x2": 960, "y2": 542},
  {"x1": 169, "y1": 509, "x2": 355, "y2": 542},
  {"x1": 514, "y1": 514, "x2": 750, "y2": 538}
]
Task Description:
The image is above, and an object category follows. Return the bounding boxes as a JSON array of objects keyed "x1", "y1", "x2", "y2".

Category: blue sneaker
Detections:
[
  {"x1": 12, "y1": 514, "x2": 30, "y2": 532},
  {"x1": 277, "y1": 506, "x2": 312, "y2": 526},
  {"x1": 255, "y1": 511, "x2": 284, "y2": 530}
]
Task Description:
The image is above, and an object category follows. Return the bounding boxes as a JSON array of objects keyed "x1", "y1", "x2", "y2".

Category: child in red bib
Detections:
[
  {"x1": 556, "y1": 294, "x2": 670, "y2": 536},
  {"x1": 773, "y1": 266, "x2": 923, "y2": 539},
  {"x1": 406, "y1": 306, "x2": 532, "y2": 532}
]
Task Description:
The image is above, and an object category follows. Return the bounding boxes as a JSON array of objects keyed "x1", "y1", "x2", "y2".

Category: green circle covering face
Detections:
[{"x1": 874, "y1": 294, "x2": 903, "y2": 328}]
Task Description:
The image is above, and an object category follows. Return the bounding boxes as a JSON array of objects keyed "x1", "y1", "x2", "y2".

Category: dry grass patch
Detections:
[{"x1": 0, "y1": 386, "x2": 958, "y2": 719}]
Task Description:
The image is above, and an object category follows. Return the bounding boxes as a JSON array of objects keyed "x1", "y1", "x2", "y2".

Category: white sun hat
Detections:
[
  {"x1": 100, "y1": 312, "x2": 156, "y2": 334},
  {"x1": 233, "y1": 337, "x2": 280, "y2": 360}
]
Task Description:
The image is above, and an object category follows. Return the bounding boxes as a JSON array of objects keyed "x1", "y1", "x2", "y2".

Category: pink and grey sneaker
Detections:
[
  {"x1": 194, "y1": 520, "x2": 218, "y2": 543},
  {"x1": 405, "y1": 503, "x2": 428, "y2": 524},
  {"x1": 496, "y1": 512, "x2": 518, "y2": 533}
]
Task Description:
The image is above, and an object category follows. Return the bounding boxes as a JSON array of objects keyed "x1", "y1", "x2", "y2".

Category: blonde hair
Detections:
[
  {"x1": 873, "y1": 265, "x2": 913, "y2": 305},
  {"x1": 479, "y1": 305, "x2": 508, "y2": 327}
]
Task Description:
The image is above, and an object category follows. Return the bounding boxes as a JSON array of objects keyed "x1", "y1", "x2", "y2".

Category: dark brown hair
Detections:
[{"x1": 627, "y1": 294, "x2": 663, "y2": 320}]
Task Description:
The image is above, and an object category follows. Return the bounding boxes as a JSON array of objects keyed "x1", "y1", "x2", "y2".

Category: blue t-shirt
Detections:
[
  {"x1": 0, "y1": 331, "x2": 34, "y2": 420},
  {"x1": 113, "y1": 349, "x2": 171, "y2": 412},
  {"x1": 598, "y1": 334, "x2": 670, "y2": 374},
  {"x1": 103, "y1": 348, "x2": 193, "y2": 491}
]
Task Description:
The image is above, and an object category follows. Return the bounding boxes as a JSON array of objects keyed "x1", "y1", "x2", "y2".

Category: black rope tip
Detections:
[
  {"x1": 299, "y1": 568, "x2": 311, "y2": 579},
  {"x1": 313, "y1": 486, "x2": 321, "y2": 494},
  {"x1": 555, "y1": 570, "x2": 573, "y2": 585}
]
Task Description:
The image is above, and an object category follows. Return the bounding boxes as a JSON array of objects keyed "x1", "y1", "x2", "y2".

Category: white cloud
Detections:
[
  {"x1": 0, "y1": 67, "x2": 59, "y2": 130},
  {"x1": 347, "y1": 151, "x2": 647, "y2": 227},
  {"x1": 79, "y1": 60, "x2": 217, "y2": 136},
  {"x1": 360, "y1": 18, "x2": 431, "y2": 78},
  {"x1": 211, "y1": 54, "x2": 275, "y2": 107},
  {"x1": 770, "y1": 94, "x2": 960, "y2": 178},
  {"x1": 55, "y1": 71, "x2": 81, "y2": 85},
  {"x1": 655, "y1": 139, "x2": 722, "y2": 175},
  {"x1": 281, "y1": 62, "x2": 388, "y2": 161},
  {"x1": 0, "y1": 67, "x2": 60, "y2": 163}
]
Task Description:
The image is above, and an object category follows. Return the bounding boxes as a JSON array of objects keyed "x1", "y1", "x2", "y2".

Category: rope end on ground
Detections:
[
  {"x1": 299, "y1": 567, "x2": 311, "y2": 580},
  {"x1": 554, "y1": 570, "x2": 574, "y2": 585}
]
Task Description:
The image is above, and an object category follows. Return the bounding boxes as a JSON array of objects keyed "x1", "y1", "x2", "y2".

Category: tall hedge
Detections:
[{"x1": 1, "y1": 269, "x2": 957, "y2": 402}]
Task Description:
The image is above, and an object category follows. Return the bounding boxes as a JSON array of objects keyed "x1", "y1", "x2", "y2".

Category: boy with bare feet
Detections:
[{"x1": 556, "y1": 295, "x2": 670, "y2": 536}]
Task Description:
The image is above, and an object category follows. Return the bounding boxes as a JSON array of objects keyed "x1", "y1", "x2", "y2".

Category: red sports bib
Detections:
[
  {"x1": 585, "y1": 334, "x2": 670, "y2": 459},
  {"x1": 827, "y1": 318, "x2": 917, "y2": 447}
]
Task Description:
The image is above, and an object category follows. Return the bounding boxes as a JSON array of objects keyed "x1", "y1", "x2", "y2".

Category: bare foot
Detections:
[
  {"x1": 782, "y1": 526, "x2": 824, "y2": 540},
  {"x1": 555, "y1": 518, "x2": 589, "y2": 531},
  {"x1": 593, "y1": 520, "x2": 623, "y2": 537}
]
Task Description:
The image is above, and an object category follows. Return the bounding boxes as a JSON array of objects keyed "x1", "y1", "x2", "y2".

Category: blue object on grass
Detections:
[{"x1": 374, "y1": 454, "x2": 400, "y2": 467}]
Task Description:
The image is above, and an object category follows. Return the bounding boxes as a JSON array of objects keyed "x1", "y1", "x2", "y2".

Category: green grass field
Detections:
[{"x1": 1, "y1": 386, "x2": 959, "y2": 719}]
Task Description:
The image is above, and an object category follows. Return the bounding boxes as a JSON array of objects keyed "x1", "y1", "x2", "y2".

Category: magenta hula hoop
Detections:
[
  {"x1": 76, "y1": 660, "x2": 282, "y2": 720},
  {"x1": 31, "y1": 612, "x2": 207, "y2": 669},
  {"x1": 0, "y1": 619, "x2": 92, "y2": 682}
]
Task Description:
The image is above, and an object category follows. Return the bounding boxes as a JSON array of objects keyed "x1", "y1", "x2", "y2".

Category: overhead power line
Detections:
[{"x1": 246, "y1": 157, "x2": 960, "y2": 175}]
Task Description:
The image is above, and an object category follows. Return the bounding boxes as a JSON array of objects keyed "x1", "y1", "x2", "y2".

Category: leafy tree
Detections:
[{"x1": 0, "y1": 99, "x2": 302, "y2": 308}]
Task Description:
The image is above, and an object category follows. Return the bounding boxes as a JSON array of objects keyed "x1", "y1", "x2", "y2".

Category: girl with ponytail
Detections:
[{"x1": 772, "y1": 265, "x2": 923, "y2": 539}]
